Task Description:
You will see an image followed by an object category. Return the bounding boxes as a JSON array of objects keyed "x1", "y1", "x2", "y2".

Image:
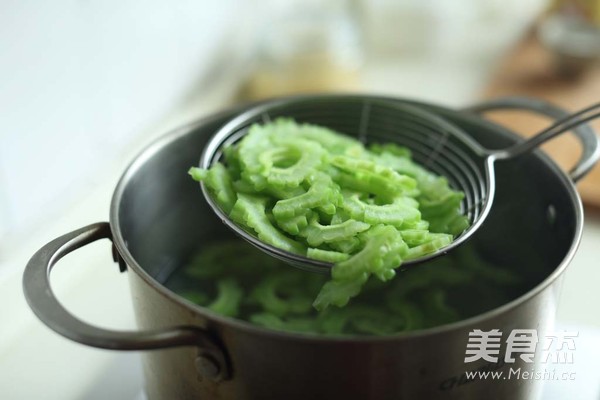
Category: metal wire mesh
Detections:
[{"x1": 200, "y1": 96, "x2": 493, "y2": 270}]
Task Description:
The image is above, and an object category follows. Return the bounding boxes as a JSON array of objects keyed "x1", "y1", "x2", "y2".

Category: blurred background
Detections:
[{"x1": 0, "y1": 0, "x2": 599, "y2": 399}]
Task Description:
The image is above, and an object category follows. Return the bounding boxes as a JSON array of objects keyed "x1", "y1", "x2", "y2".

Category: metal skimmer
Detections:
[{"x1": 199, "y1": 96, "x2": 600, "y2": 273}]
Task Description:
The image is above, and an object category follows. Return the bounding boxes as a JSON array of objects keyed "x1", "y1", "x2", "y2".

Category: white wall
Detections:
[
  {"x1": 0, "y1": 0, "x2": 548, "y2": 249},
  {"x1": 0, "y1": 0, "x2": 242, "y2": 245}
]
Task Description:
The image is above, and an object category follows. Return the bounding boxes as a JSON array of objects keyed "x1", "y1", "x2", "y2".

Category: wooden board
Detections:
[{"x1": 481, "y1": 32, "x2": 600, "y2": 209}]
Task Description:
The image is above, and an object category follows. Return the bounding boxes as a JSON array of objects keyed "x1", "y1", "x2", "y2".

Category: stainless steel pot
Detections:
[{"x1": 23, "y1": 96, "x2": 599, "y2": 400}]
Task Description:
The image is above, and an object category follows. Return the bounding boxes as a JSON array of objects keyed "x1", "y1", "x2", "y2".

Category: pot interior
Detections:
[{"x1": 113, "y1": 99, "x2": 579, "y2": 331}]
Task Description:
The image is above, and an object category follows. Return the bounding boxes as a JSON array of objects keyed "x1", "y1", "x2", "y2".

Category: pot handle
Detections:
[
  {"x1": 22, "y1": 222, "x2": 230, "y2": 382},
  {"x1": 464, "y1": 96, "x2": 600, "y2": 183}
]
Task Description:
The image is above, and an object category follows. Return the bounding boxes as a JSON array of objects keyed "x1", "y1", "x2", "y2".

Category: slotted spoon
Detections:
[{"x1": 199, "y1": 96, "x2": 600, "y2": 273}]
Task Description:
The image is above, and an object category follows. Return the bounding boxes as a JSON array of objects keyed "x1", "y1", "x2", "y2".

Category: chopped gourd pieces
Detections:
[
  {"x1": 206, "y1": 279, "x2": 243, "y2": 317},
  {"x1": 190, "y1": 118, "x2": 469, "y2": 310},
  {"x1": 175, "y1": 240, "x2": 521, "y2": 335}
]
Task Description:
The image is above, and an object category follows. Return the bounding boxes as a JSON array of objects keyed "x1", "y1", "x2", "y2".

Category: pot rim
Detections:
[{"x1": 109, "y1": 94, "x2": 584, "y2": 343}]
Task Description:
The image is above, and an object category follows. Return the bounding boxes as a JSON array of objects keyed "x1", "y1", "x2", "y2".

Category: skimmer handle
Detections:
[{"x1": 466, "y1": 97, "x2": 600, "y2": 182}]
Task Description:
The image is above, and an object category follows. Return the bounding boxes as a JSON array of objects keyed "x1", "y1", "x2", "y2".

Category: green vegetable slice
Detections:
[
  {"x1": 229, "y1": 193, "x2": 306, "y2": 255},
  {"x1": 404, "y1": 233, "x2": 453, "y2": 261},
  {"x1": 189, "y1": 164, "x2": 236, "y2": 214},
  {"x1": 259, "y1": 140, "x2": 326, "y2": 188},
  {"x1": 306, "y1": 248, "x2": 350, "y2": 263},
  {"x1": 291, "y1": 120, "x2": 364, "y2": 155},
  {"x1": 301, "y1": 217, "x2": 370, "y2": 247},
  {"x1": 341, "y1": 192, "x2": 421, "y2": 228},
  {"x1": 175, "y1": 237, "x2": 521, "y2": 335},
  {"x1": 331, "y1": 155, "x2": 418, "y2": 198},
  {"x1": 328, "y1": 237, "x2": 361, "y2": 254},
  {"x1": 251, "y1": 273, "x2": 313, "y2": 317},
  {"x1": 313, "y1": 274, "x2": 368, "y2": 310},
  {"x1": 272, "y1": 173, "x2": 341, "y2": 219},
  {"x1": 371, "y1": 145, "x2": 469, "y2": 236},
  {"x1": 207, "y1": 279, "x2": 243, "y2": 317},
  {"x1": 313, "y1": 225, "x2": 408, "y2": 310},
  {"x1": 274, "y1": 211, "x2": 312, "y2": 236},
  {"x1": 191, "y1": 118, "x2": 470, "y2": 312}
]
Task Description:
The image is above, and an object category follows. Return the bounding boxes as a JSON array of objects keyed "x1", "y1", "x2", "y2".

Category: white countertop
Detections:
[{"x1": 1, "y1": 55, "x2": 599, "y2": 399}]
